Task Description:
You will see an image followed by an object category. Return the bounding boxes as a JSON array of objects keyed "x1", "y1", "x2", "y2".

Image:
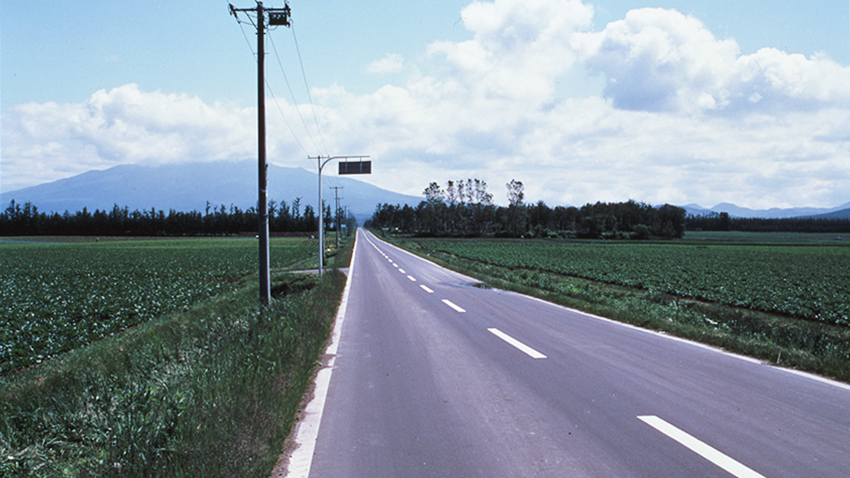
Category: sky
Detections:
[{"x1": 2, "y1": 0, "x2": 849, "y2": 209}]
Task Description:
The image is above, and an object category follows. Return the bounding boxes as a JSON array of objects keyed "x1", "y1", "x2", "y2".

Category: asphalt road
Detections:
[{"x1": 292, "y1": 229, "x2": 850, "y2": 477}]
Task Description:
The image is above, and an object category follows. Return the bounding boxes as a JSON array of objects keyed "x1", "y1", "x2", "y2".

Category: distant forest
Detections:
[
  {"x1": 0, "y1": 199, "x2": 356, "y2": 236},
  {"x1": 367, "y1": 179, "x2": 687, "y2": 239},
  {"x1": 367, "y1": 179, "x2": 850, "y2": 239},
  {"x1": 4, "y1": 187, "x2": 849, "y2": 238}
]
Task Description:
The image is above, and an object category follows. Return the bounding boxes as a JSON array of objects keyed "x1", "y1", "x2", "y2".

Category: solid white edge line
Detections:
[
  {"x1": 365, "y1": 231, "x2": 850, "y2": 392},
  {"x1": 487, "y1": 328, "x2": 547, "y2": 359},
  {"x1": 285, "y1": 230, "x2": 359, "y2": 478},
  {"x1": 638, "y1": 416, "x2": 766, "y2": 478},
  {"x1": 442, "y1": 299, "x2": 466, "y2": 313},
  {"x1": 420, "y1": 285, "x2": 434, "y2": 293},
  {"x1": 520, "y1": 292, "x2": 850, "y2": 392}
]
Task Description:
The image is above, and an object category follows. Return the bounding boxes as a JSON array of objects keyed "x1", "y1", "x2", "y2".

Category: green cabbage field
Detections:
[
  {"x1": 0, "y1": 238, "x2": 315, "y2": 375},
  {"x1": 407, "y1": 238, "x2": 850, "y2": 326}
]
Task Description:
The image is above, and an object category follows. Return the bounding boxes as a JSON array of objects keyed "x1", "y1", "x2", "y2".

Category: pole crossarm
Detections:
[
  {"x1": 309, "y1": 155, "x2": 370, "y2": 276},
  {"x1": 229, "y1": 2, "x2": 291, "y2": 26}
]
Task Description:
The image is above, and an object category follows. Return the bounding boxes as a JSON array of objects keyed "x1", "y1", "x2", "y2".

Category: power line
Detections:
[
  {"x1": 231, "y1": 3, "x2": 316, "y2": 164},
  {"x1": 265, "y1": 79, "x2": 310, "y2": 156},
  {"x1": 291, "y1": 23, "x2": 330, "y2": 155},
  {"x1": 268, "y1": 33, "x2": 323, "y2": 154}
]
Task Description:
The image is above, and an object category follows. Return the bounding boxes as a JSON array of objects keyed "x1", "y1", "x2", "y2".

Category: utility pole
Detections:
[
  {"x1": 330, "y1": 186, "x2": 343, "y2": 248},
  {"x1": 229, "y1": 2, "x2": 291, "y2": 306}
]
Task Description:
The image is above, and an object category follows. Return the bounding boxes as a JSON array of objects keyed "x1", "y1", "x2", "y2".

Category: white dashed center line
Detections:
[
  {"x1": 487, "y1": 328, "x2": 547, "y2": 359},
  {"x1": 638, "y1": 416, "x2": 766, "y2": 478},
  {"x1": 442, "y1": 299, "x2": 466, "y2": 313},
  {"x1": 407, "y1": 275, "x2": 417, "y2": 282},
  {"x1": 420, "y1": 285, "x2": 434, "y2": 294}
]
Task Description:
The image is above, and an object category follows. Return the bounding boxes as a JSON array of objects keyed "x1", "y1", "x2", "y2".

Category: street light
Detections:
[{"x1": 312, "y1": 155, "x2": 370, "y2": 276}]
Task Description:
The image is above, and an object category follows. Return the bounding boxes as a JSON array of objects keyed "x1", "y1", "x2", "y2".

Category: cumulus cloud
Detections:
[
  {"x1": 574, "y1": 8, "x2": 850, "y2": 113},
  {"x1": 3, "y1": 84, "x2": 271, "y2": 191},
  {"x1": 3, "y1": 1, "x2": 849, "y2": 210},
  {"x1": 428, "y1": 0, "x2": 593, "y2": 104}
]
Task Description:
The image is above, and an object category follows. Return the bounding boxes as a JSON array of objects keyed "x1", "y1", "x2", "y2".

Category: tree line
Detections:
[
  {"x1": 0, "y1": 199, "x2": 357, "y2": 236},
  {"x1": 365, "y1": 179, "x2": 687, "y2": 239},
  {"x1": 686, "y1": 211, "x2": 850, "y2": 233}
]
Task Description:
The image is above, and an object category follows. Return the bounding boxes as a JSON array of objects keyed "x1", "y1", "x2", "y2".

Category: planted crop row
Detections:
[
  {"x1": 411, "y1": 240, "x2": 850, "y2": 326},
  {"x1": 0, "y1": 238, "x2": 315, "y2": 375}
]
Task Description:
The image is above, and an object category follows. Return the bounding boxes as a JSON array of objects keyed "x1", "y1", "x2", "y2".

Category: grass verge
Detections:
[
  {"x1": 388, "y1": 236, "x2": 850, "y2": 384},
  {"x1": 1, "y1": 246, "x2": 351, "y2": 477}
]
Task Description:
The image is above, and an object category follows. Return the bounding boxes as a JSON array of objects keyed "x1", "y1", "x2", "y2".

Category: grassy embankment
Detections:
[
  {"x1": 1, "y1": 237, "x2": 351, "y2": 477},
  {"x1": 383, "y1": 231, "x2": 850, "y2": 383}
]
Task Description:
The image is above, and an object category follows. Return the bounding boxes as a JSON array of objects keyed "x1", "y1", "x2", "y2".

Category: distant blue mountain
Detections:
[
  {"x1": 5, "y1": 162, "x2": 846, "y2": 223},
  {"x1": 809, "y1": 208, "x2": 850, "y2": 220},
  {"x1": 0, "y1": 161, "x2": 422, "y2": 225},
  {"x1": 680, "y1": 201, "x2": 850, "y2": 219}
]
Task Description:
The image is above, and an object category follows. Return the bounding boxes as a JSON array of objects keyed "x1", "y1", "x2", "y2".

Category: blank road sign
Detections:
[{"x1": 339, "y1": 161, "x2": 371, "y2": 175}]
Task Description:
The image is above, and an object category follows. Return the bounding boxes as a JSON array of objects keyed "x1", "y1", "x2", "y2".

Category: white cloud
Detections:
[
  {"x1": 2, "y1": 84, "x2": 259, "y2": 192},
  {"x1": 574, "y1": 8, "x2": 850, "y2": 114},
  {"x1": 3, "y1": 1, "x2": 849, "y2": 211},
  {"x1": 366, "y1": 53, "x2": 405, "y2": 75},
  {"x1": 428, "y1": 0, "x2": 594, "y2": 104}
]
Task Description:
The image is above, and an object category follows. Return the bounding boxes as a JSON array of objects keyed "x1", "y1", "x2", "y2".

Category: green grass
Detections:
[
  {"x1": 0, "y1": 237, "x2": 317, "y2": 375},
  {"x1": 1, "y1": 237, "x2": 351, "y2": 477},
  {"x1": 682, "y1": 231, "x2": 850, "y2": 245},
  {"x1": 396, "y1": 237, "x2": 850, "y2": 325},
  {"x1": 387, "y1": 233, "x2": 850, "y2": 383}
]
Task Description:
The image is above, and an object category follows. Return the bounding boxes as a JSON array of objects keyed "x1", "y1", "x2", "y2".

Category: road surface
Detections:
[{"x1": 288, "y1": 229, "x2": 850, "y2": 477}]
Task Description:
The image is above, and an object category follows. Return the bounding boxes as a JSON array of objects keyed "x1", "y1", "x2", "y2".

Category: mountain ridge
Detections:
[
  {"x1": 3, "y1": 163, "x2": 848, "y2": 221},
  {"x1": 0, "y1": 161, "x2": 422, "y2": 225},
  {"x1": 679, "y1": 202, "x2": 850, "y2": 219}
]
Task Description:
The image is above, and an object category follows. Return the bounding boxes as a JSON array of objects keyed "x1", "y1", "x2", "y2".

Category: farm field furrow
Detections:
[
  {"x1": 0, "y1": 237, "x2": 316, "y2": 375},
  {"x1": 406, "y1": 239, "x2": 850, "y2": 326}
]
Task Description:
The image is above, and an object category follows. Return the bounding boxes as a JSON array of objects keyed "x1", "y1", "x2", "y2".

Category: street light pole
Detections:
[{"x1": 311, "y1": 155, "x2": 369, "y2": 276}]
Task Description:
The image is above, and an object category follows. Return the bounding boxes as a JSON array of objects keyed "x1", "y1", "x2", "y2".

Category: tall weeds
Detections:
[{"x1": 1, "y1": 264, "x2": 347, "y2": 477}]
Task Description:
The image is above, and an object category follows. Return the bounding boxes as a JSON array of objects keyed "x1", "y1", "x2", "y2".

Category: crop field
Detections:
[
  {"x1": 403, "y1": 237, "x2": 850, "y2": 326},
  {"x1": 0, "y1": 237, "x2": 316, "y2": 375}
]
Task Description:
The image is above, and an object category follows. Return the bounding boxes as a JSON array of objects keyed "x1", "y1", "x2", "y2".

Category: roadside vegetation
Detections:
[
  {"x1": 1, "y1": 237, "x2": 351, "y2": 477},
  {"x1": 0, "y1": 237, "x2": 318, "y2": 374},
  {"x1": 384, "y1": 231, "x2": 850, "y2": 383}
]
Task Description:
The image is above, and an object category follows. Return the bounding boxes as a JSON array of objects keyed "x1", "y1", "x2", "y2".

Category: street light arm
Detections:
[{"x1": 316, "y1": 155, "x2": 370, "y2": 173}]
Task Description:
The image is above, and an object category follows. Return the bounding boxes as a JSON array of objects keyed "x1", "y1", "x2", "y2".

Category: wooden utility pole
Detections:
[{"x1": 229, "y1": 2, "x2": 291, "y2": 305}]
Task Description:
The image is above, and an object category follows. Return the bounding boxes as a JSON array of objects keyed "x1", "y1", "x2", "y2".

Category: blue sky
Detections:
[{"x1": 2, "y1": 0, "x2": 849, "y2": 209}]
